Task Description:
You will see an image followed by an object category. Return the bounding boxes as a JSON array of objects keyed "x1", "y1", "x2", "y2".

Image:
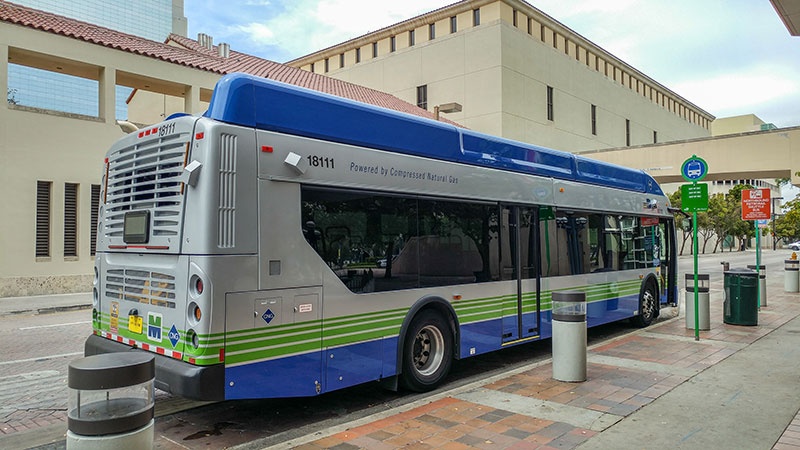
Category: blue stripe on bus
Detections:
[
  {"x1": 223, "y1": 295, "x2": 640, "y2": 399},
  {"x1": 204, "y1": 73, "x2": 663, "y2": 196}
]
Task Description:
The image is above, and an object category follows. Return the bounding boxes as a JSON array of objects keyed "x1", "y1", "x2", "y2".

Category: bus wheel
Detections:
[
  {"x1": 631, "y1": 281, "x2": 657, "y2": 328},
  {"x1": 400, "y1": 310, "x2": 453, "y2": 392}
]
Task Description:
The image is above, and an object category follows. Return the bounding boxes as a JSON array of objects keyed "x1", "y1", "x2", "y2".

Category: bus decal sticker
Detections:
[
  {"x1": 168, "y1": 324, "x2": 181, "y2": 348},
  {"x1": 110, "y1": 302, "x2": 119, "y2": 334},
  {"x1": 298, "y1": 303, "x2": 313, "y2": 313},
  {"x1": 148, "y1": 312, "x2": 163, "y2": 342},
  {"x1": 262, "y1": 309, "x2": 275, "y2": 324}
]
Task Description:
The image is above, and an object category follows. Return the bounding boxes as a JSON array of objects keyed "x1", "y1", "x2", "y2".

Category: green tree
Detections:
[
  {"x1": 706, "y1": 193, "x2": 729, "y2": 253},
  {"x1": 775, "y1": 198, "x2": 800, "y2": 241},
  {"x1": 726, "y1": 184, "x2": 755, "y2": 251},
  {"x1": 669, "y1": 190, "x2": 691, "y2": 255},
  {"x1": 7, "y1": 88, "x2": 18, "y2": 105}
]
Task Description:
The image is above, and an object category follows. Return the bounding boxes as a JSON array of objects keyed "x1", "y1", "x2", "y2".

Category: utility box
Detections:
[
  {"x1": 786, "y1": 260, "x2": 799, "y2": 293},
  {"x1": 685, "y1": 273, "x2": 710, "y2": 331},
  {"x1": 552, "y1": 291, "x2": 587, "y2": 382},
  {"x1": 67, "y1": 353, "x2": 155, "y2": 449}
]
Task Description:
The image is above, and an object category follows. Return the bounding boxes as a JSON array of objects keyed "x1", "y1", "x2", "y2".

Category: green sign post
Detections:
[{"x1": 680, "y1": 155, "x2": 709, "y2": 341}]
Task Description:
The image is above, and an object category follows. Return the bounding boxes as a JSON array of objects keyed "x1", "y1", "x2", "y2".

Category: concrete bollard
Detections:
[
  {"x1": 685, "y1": 273, "x2": 710, "y2": 331},
  {"x1": 785, "y1": 260, "x2": 799, "y2": 293},
  {"x1": 67, "y1": 353, "x2": 155, "y2": 449},
  {"x1": 552, "y1": 291, "x2": 587, "y2": 382}
]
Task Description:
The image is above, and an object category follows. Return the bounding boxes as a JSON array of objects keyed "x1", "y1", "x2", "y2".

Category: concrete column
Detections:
[
  {"x1": 184, "y1": 85, "x2": 200, "y2": 114},
  {"x1": 1, "y1": 43, "x2": 9, "y2": 111},
  {"x1": 99, "y1": 66, "x2": 116, "y2": 124}
]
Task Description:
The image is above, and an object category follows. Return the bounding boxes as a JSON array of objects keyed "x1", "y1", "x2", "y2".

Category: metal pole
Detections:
[
  {"x1": 693, "y1": 209, "x2": 699, "y2": 341},
  {"x1": 756, "y1": 220, "x2": 761, "y2": 310}
]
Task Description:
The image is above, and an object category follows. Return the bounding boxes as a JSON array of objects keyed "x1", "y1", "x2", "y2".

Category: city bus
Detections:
[{"x1": 86, "y1": 73, "x2": 677, "y2": 401}]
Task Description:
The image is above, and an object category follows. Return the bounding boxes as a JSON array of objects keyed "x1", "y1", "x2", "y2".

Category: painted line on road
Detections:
[
  {"x1": 0, "y1": 351, "x2": 82, "y2": 366},
  {"x1": 19, "y1": 321, "x2": 89, "y2": 330}
]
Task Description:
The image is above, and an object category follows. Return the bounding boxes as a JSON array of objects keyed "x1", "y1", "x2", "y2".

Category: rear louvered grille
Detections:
[
  {"x1": 218, "y1": 134, "x2": 237, "y2": 248},
  {"x1": 105, "y1": 269, "x2": 176, "y2": 308},
  {"x1": 104, "y1": 133, "x2": 189, "y2": 249}
]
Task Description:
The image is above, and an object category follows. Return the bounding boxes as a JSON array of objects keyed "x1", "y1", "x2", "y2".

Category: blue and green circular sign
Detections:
[{"x1": 681, "y1": 155, "x2": 708, "y2": 182}]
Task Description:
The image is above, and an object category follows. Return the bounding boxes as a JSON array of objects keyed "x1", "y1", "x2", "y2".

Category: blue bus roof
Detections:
[{"x1": 205, "y1": 73, "x2": 662, "y2": 196}]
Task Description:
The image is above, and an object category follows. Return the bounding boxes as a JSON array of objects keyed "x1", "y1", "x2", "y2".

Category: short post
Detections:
[
  {"x1": 552, "y1": 291, "x2": 587, "y2": 382},
  {"x1": 720, "y1": 261, "x2": 730, "y2": 272},
  {"x1": 747, "y1": 264, "x2": 767, "y2": 307},
  {"x1": 685, "y1": 273, "x2": 710, "y2": 331},
  {"x1": 67, "y1": 353, "x2": 155, "y2": 449},
  {"x1": 785, "y1": 259, "x2": 799, "y2": 293}
]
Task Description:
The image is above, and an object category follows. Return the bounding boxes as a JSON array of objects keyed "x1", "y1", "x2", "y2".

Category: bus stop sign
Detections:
[
  {"x1": 742, "y1": 188, "x2": 771, "y2": 220},
  {"x1": 681, "y1": 183, "x2": 708, "y2": 212},
  {"x1": 681, "y1": 155, "x2": 708, "y2": 182}
]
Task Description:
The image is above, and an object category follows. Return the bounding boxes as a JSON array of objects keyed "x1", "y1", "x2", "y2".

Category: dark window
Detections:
[
  {"x1": 301, "y1": 188, "x2": 500, "y2": 293},
  {"x1": 372, "y1": 42, "x2": 378, "y2": 57},
  {"x1": 473, "y1": 9, "x2": 480, "y2": 26},
  {"x1": 512, "y1": 9, "x2": 517, "y2": 27},
  {"x1": 90, "y1": 184, "x2": 100, "y2": 256},
  {"x1": 450, "y1": 16, "x2": 457, "y2": 33},
  {"x1": 64, "y1": 183, "x2": 78, "y2": 257},
  {"x1": 391, "y1": 36, "x2": 396, "y2": 52},
  {"x1": 626, "y1": 119, "x2": 631, "y2": 146},
  {"x1": 310, "y1": 62, "x2": 315, "y2": 73},
  {"x1": 355, "y1": 48, "x2": 360, "y2": 63},
  {"x1": 576, "y1": 45, "x2": 580, "y2": 60},
  {"x1": 409, "y1": 29, "x2": 415, "y2": 46},
  {"x1": 546, "y1": 86, "x2": 554, "y2": 121},
  {"x1": 324, "y1": 58, "x2": 329, "y2": 73},
  {"x1": 653, "y1": 130, "x2": 658, "y2": 144},
  {"x1": 500, "y1": 207, "x2": 538, "y2": 281},
  {"x1": 591, "y1": 104, "x2": 597, "y2": 135},
  {"x1": 339, "y1": 53, "x2": 344, "y2": 69},
  {"x1": 36, "y1": 181, "x2": 51, "y2": 257},
  {"x1": 553, "y1": 211, "x2": 588, "y2": 275},
  {"x1": 621, "y1": 216, "x2": 661, "y2": 269},
  {"x1": 416, "y1": 85, "x2": 427, "y2": 110},
  {"x1": 552, "y1": 30, "x2": 557, "y2": 48},
  {"x1": 429, "y1": 23, "x2": 436, "y2": 39},
  {"x1": 527, "y1": 17, "x2": 532, "y2": 34},
  {"x1": 540, "y1": 24, "x2": 545, "y2": 41},
  {"x1": 565, "y1": 39, "x2": 569, "y2": 54}
]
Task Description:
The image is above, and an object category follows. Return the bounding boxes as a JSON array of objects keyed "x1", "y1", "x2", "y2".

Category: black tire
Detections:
[
  {"x1": 631, "y1": 281, "x2": 657, "y2": 328},
  {"x1": 400, "y1": 310, "x2": 453, "y2": 392}
]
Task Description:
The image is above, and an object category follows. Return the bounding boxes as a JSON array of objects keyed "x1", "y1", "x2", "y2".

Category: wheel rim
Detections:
[
  {"x1": 642, "y1": 289, "x2": 655, "y2": 321},
  {"x1": 412, "y1": 325, "x2": 445, "y2": 377}
]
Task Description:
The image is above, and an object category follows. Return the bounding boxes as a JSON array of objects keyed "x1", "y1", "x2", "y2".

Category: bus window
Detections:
[{"x1": 555, "y1": 212, "x2": 588, "y2": 275}]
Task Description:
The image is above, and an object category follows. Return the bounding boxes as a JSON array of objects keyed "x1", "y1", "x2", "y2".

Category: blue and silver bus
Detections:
[{"x1": 86, "y1": 73, "x2": 677, "y2": 400}]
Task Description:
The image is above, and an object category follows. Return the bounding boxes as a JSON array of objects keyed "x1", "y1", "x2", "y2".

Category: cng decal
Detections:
[
  {"x1": 168, "y1": 324, "x2": 181, "y2": 348},
  {"x1": 147, "y1": 312, "x2": 163, "y2": 342}
]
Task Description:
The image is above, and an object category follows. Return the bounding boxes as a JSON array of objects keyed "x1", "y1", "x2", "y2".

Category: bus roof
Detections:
[{"x1": 205, "y1": 73, "x2": 663, "y2": 196}]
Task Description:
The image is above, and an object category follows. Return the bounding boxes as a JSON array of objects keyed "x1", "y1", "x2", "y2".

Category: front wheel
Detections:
[
  {"x1": 400, "y1": 310, "x2": 453, "y2": 392},
  {"x1": 631, "y1": 282, "x2": 657, "y2": 328}
]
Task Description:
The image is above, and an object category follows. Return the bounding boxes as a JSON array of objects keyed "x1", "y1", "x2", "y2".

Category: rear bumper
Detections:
[{"x1": 84, "y1": 334, "x2": 224, "y2": 401}]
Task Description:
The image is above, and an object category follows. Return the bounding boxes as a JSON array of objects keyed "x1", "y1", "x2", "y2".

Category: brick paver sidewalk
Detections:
[{"x1": 297, "y1": 277, "x2": 800, "y2": 450}]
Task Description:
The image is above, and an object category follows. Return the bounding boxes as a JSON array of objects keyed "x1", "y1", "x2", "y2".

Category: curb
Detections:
[{"x1": 1, "y1": 303, "x2": 92, "y2": 317}]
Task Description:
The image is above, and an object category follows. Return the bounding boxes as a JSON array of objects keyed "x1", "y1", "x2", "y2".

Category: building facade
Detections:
[{"x1": 288, "y1": 0, "x2": 714, "y2": 152}]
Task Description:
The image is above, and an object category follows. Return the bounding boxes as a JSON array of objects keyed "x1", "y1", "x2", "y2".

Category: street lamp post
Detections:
[{"x1": 773, "y1": 196, "x2": 784, "y2": 250}]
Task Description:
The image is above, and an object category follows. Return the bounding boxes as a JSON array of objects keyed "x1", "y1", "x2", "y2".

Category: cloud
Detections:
[{"x1": 237, "y1": 23, "x2": 275, "y2": 43}]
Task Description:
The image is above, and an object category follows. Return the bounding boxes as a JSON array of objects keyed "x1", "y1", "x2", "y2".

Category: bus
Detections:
[{"x1": 86, "y1": 73, "x2": 677, "y2": 401}]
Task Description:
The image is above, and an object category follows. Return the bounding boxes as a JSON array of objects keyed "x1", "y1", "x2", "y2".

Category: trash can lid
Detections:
[
  {"x1": 724, "y1": 268, "x2": 758, "y2": 276},
  {"x1": 69, "y1": 352, "x2": 155, "y2": 390}
]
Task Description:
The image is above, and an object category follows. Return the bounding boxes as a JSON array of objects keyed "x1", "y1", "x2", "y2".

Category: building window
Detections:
[
  {"x1": 409, "y1": 29, "x2": 415, "y2": 46},
  {"x1": 473, "y1": 9, "x2": 480, "y2": 26},
  {"x1": 391, "y1": 36, "x2": 396, "y2": 52},
  {"x1": 325, "y1": 58, "x2": 329, "y2": 73},
  {"x1": 527, "y1": 18, "x2": 532, "y2": 34},
  {"x1": 355, "y1": 48, "x2": 360, "y2": 63},
  {"x1": 512, "y1": 9, "x2": 517, "y2": 27},
  {"x1": 339, "y1": 53, "x2": 344, "y2": 69},
  {"x1": 552, "y1": 30, "x2": 557, "y2": 48},
  {"x1": 575, "y1": 45, "x2": 580, "y2": 60},
  {"x1": 429, "y1": 23, "x2": 436, "y2": 39},
  {"x1": 90, "y1": 184, "x2": 100, "y2": 256},
  {"x1": 310, "y1": 62, "x2": 315, "y2": 73},
  {"x1": 540, "y1": 24, "x2": 545, "y2": 41},
  {"x1": 372, "y1": 42, "x2": 378, "y2": 57},
  {"x1": 565, "y1": 39, "x2": 569, "y2": 54},
  {"x1": 36, "y1": 181, "x2": 51, "y2": 258},
  {"x1": 591, "y1": 104, "x2": 597, "y2": 135},
  {"x1": 625, "y1": 119, "x2": 631, "y2": 146},
  {"x1": 417, "y1": 85, "x2": 427, "y2": 110},
  {"x1": 64, "y1": 183, "x2": 78, "y2": 258},
  {"x1": 546, "y1": 86, "x2": 554, "y2": 121},
  {"x1": 653, "y1": 130, "x2": 658, "y2": 144},
  {"x1": 450, "y1": 16, "x2": 457, "y2": 33}
]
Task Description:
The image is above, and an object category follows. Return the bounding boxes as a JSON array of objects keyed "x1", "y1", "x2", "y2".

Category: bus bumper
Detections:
[{"x1": 84, "y1": 334, "x2": 224, "y2": 401}]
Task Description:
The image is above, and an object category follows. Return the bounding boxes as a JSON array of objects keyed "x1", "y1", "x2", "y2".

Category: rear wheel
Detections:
[
  {"x1": 400, "y1": 310, "x2": 453, "y2": 392},
  {"x1": 631, "y1": 281, "x2": 657, "y2": 328}
]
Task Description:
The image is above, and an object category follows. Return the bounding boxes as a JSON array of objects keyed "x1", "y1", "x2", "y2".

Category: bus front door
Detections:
[{"x1": 501, "y1": 206, "x2": 540, "y2": 344}]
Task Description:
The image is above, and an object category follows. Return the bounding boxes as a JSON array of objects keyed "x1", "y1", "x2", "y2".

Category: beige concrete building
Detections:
[
  {"x1": 0, "y1": 2, "x2": 448, "y2": 297},
  {"x1": 288, "y1": 0, "x2": 714, "y2": 152}
]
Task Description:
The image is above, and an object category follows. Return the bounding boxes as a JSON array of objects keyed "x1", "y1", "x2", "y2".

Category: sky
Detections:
[{"x1": 185, "y1": 0, "x2": 800, "y2": 128}]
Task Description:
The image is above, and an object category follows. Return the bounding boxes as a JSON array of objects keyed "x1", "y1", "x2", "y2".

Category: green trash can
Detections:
[{"x1": 724, "y1": 269, "x2": 758, "y2": 326}]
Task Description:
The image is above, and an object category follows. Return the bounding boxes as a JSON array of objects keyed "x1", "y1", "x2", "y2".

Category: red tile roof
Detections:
[{"x1": 0, "y1": 1, "x2": 461, "y2": 125}]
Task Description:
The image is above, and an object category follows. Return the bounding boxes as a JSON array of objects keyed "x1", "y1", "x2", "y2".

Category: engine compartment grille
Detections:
[{"x1": 105, "y1": 269, "x2": 176, "y2": 308}]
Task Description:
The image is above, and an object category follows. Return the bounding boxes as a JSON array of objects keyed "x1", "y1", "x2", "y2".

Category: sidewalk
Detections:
[
  {"x1": 0, "y1": 292, "x2": 91, "y2": 317},
  {"x1": 262, "y1": 272, "x2": 800, "y2": 450}
]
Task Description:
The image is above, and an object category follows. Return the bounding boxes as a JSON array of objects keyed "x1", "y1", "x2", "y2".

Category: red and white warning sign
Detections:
[{"x1": 741, "y1": 189, "x2": 771, "y2": 220}]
